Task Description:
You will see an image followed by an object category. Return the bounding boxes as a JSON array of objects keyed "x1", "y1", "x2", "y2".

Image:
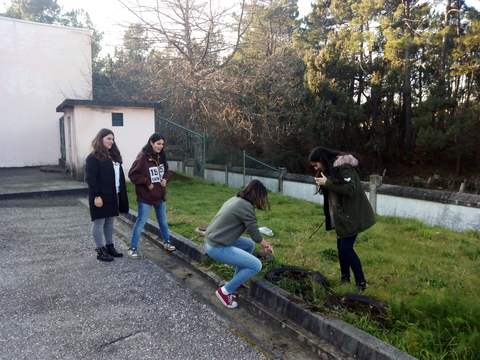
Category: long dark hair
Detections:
[
  {"x1": 91, "y1": 128, "x2": 122, "y2": 163},
  {"x1": 142, "y1": 133, "x2": 166, "y2": 165},
  {"x1": 309, "y1": 146, "x2": 361, "y2": 183},
  {"x1": 236, "y1": 179, "x2": 271, "y2": 211}
]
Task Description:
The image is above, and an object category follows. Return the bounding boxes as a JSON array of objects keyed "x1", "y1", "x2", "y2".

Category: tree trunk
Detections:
[
  {"x1": 403, "y1": 0, "x2": 414, "y2": 167},
  {"x1": 440, "y1": 0, "x2": 451, "y2": 92}
]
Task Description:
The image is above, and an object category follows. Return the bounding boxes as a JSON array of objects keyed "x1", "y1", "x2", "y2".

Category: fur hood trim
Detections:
[{"x1": 333, "y1": 154, "x2": 359, "y2": 168}]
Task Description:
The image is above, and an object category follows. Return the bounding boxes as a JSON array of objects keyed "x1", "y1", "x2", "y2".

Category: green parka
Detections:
[{"x1": 322, "y1": 158, "x2": 376, "y2": 238}]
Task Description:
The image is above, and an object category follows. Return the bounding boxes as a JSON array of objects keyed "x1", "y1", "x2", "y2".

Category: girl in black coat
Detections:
[{"x1": 85, "y1": 128, "x2": 129, "y2": 261}]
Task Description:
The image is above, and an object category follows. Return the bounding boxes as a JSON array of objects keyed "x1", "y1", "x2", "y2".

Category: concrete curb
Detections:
[
  {"x1": 0, "y1": 187, "x2": 88, "y2": 200},
  {"x1": 250, "y1": 279, "x2": 416, "y2": 360},
  {"x1": 116, "y1": 210, "x2": 418, "y2": 360}
]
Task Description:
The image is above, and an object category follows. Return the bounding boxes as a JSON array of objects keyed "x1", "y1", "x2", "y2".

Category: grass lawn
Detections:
[{"x1": 126, "y1": 176, "x2": 480, "y2": 360}]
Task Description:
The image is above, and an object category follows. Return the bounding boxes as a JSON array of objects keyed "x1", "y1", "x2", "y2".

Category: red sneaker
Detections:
[
  {"x1": 215, "y1": 288, "x2": 238, "y2": 308},
  {"x1": 238, "y1": 284, "x2": 249, "y2": 289}
]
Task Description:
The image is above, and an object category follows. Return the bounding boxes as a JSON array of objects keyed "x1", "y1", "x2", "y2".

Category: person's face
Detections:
[
  {"x1": 311, "y1": 161, "x2": 323, "y2": 172},
  {"x1": 150, "y1": 139, "x2": 164, "y2": 153},
  {"x1": 102, "y1": 134, "x2": 114, "y2": 150}
]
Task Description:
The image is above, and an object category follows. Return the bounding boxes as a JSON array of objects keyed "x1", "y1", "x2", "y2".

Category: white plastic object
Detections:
[{"x1": 259, "y1": 227, "x2": 274, "y2": 237}]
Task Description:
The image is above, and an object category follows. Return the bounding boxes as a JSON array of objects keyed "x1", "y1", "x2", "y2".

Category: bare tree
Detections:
[{"x1": 116, "y1": 0, "x2": 251, "y2": 130}]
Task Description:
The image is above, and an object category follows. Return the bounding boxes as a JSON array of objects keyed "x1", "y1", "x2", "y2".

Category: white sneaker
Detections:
[
  {"x1": 127, "y1": 248, "x2": 139, "y2": 259},
  {"x1": 163, "y1": 242, "x2": 176, "y2": 251}
]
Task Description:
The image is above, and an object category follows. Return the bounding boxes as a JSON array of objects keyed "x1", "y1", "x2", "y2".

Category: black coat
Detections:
[{"x1": 85, "y1": 153, "x2": 129, "y2": 221}]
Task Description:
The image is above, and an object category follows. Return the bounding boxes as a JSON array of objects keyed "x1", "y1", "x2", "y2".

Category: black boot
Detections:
[
  {"x1": 355, "y1": 281, "x2": 368, "y2": 292},
  {"x1": 105, "y1": 244, "x2": 123, "y2": 258},
  {"x1": 96, "y1": 247, "x2": 113, "y2": 262}
]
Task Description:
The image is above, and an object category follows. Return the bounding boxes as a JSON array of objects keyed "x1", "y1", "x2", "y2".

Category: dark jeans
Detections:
[{"x1": 337, "y1": 234, "x2": 365, "y2": 284}]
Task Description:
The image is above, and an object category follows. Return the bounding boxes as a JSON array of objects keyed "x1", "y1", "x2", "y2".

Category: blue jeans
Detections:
[
  {"x1": 337, "y1": 234, "x2": 365, "y2": 284},
  {"x1": 130, "y1": 201, "x2": 170, "y2": 249},
  {"x1": 204, "y1": 237, "x2": 262, "y2": 294}
]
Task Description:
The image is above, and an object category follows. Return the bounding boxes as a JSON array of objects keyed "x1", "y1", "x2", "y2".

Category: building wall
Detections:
[
  {"x1": 70, "y1": 106, "x2": 155, "y2": 181},
  {"x1": 0, "y1": 17, "x2": 92, "y2": 167}
]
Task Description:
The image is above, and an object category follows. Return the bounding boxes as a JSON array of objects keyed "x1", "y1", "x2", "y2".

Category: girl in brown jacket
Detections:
[{"x1": 127, "y1": 133, "x2": 175, "y2": 259}]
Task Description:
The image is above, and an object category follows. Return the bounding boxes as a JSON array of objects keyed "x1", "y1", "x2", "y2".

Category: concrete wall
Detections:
[
  {"x1": 167, "y1": 162, "x2": 480, "y2": 232},
  {"x1": 66, "y1": 105, "x2": 156, "y2": 181},
  {"x1": 376, "y1": 193, "x2": 479, "y2": 230},
  {"x1": 0, "y1": 17, "x2": 92, "y2": 167},
  {"x1": 375, "y1": 184, "x2": 480, "y2": 231}
]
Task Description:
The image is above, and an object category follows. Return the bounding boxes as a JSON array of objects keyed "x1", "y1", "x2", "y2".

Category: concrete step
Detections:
[{"x1": 40, "y1": 165, "x2": 68, "y2": 173}]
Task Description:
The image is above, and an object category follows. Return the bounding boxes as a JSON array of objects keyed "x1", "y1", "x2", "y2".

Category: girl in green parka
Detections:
[{"x1": 309, "y1": 147, "x2": 376, "y2": 291}]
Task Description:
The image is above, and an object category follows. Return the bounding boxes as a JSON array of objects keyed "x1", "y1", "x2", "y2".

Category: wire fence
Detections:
[{"x1": 155, "y1": 115, "x2": 278, "y2": 179}]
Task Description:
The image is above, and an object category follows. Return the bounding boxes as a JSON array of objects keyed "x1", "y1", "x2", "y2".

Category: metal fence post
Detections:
[
  {"x1": 278, "y1": 167, "x2": 287, "y2": 193},
  {"x1": 202, "y1": 131, "x2": 206, "y2": 179},
  {"x1": 225, "y1": 162, "x2": 231, "y2": 187},
  {"x1": 182, "y1": 152, "x2": 187, "y2": 173},
  {"x1": 243, "y1": 150, "x2": 246, "y2": 187}
]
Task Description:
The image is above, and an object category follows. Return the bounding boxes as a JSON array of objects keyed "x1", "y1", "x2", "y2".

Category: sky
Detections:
[
  {"x1": 83, "y1": 0, "x2": 314, "y2": 55},
  {"x1": 1, "y1": 0, "x2": 479, "y2": 56},
  {"x1": 1, "y1": 0, "x2": 314, "y2": 55}
]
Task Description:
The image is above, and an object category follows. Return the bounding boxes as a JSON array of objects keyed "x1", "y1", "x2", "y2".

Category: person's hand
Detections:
[
  {"x1": 160, "y1": 179, "x2": 167, "y2": 188},
  {"x1": 148, "y1": 184, "x2": 154, "y2": 190},
  {"x1": 260, "y1": 240, "x2": 274, "y2": 255},
  {"x1": 314, "y1": 172, "x2": 327, "y2": 186},
  {"x1": 94, "y1": 196, "x2": 103, "y2": 207}
]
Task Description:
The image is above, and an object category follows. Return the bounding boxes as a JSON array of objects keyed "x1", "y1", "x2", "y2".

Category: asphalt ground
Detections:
[{"x1": 0, "y1": 167, "x2": 321, "y2": 360}]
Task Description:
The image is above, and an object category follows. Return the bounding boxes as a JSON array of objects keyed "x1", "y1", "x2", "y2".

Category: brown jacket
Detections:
[{"x1": 128, "y1": 151, "x2": 171, "y2": 205}]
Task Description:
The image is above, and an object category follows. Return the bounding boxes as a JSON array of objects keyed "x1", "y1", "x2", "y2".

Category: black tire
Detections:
[
  {"x1": 265, "y1": 267, "x2": 326, "y2": 286},
  {"x1": 252, "y1": 251, "x2": 274, "y2": 263}
]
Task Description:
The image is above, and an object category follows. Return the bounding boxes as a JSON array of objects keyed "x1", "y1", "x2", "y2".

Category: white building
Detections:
[
  {"x1": 0, "y1": 17, "x2": 93, "y2": 168},
  {"x1": 56, "y1": 100, "x2": 163, "y2": 181}
]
